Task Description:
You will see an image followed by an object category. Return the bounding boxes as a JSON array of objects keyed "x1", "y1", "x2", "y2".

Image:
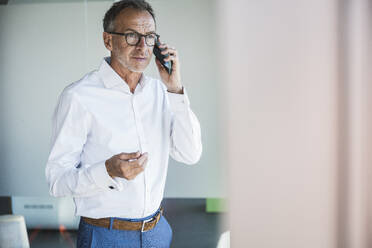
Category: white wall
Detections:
[{"x1": 0, "y1": 0, "x2": 224, "y2": 198}]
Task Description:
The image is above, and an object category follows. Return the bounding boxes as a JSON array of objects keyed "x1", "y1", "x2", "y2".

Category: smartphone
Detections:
[{"x1": 153, "y1": 41, "x2": 172, "y2": 75}]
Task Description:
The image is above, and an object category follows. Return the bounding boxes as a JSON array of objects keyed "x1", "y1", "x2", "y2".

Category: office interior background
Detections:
[
  {"x1": 1, "y1": 0, "x2": 372, "y2": 247},
  {"x1": 0, "y1": 0, "x2": 226, "y2": 247}
]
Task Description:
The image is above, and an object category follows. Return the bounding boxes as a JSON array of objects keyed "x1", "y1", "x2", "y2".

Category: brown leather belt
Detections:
[{"x1": 82, "y1": 207, "x2": 163, "y2": 232}]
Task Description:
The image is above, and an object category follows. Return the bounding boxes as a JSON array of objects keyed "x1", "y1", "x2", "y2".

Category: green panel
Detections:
[{"x1": 206, "y1": 198, "x2": 227, "y2": 213}]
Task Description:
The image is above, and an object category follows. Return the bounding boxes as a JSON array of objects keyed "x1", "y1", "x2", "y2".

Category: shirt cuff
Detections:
[
  {"x1": 86, "y1": 161, "x2": 124, "y2": 191},
  {"x1": 167, "y1": 87, "x2": 191, "y2": 112}
]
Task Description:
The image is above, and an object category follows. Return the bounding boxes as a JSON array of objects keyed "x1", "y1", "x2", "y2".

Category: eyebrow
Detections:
[{"x1": 123, "y1": 28, "x2": 156, "y2": 35}]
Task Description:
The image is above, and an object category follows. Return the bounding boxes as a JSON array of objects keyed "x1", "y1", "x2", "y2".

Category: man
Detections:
[{"x1": 45, "y1": 0, "x2": 202, "y2": 247}]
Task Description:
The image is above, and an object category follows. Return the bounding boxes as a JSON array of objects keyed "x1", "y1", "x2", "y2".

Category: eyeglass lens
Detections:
[{"x1": 126, "y1": 33, "x2": 157, "y2": 46}]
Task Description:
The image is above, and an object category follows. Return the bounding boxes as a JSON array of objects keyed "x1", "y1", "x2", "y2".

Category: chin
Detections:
[
  {"x1": 117, "y1": 58, "x2": 146, "y2": 73},
  {"x1": 128, "y1": 62, "x2": 150, "y2": 73},
  {"x1": 127, "y1": 66, "x2": 146, "y2": 73}
]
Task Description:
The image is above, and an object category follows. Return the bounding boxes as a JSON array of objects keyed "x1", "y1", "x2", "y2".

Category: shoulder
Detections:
[{"x1": 60, "y1": 70, "x2": 102, "y2": 102}]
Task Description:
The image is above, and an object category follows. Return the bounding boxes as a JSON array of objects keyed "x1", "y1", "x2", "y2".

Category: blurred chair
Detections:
[
  {"x1": 0, "y1": 215, "x2": 29, "y2": 248},
  {"x1": 217, "y1": 231, "x2": 230, "y2": 248}
]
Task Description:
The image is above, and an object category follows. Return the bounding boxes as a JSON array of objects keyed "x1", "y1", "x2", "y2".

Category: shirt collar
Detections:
[{"x1": 98, "y1": 57, "x2": 147, "y2": 94}]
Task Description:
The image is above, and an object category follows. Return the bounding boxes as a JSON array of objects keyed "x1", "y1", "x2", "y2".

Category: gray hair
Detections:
[{"x1": 103, "y1": 0, "x2": 156, "y2": 32}]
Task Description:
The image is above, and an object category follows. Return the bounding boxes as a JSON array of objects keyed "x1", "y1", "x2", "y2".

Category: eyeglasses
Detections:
[{"x1": 108, "y1": 31, "x2": 159, "y2": 47}]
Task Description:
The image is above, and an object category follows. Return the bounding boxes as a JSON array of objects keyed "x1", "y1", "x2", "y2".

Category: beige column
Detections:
[
  {"x1": 219, "y1": 0, "x2": 339, "y2": 247},
  {"x1": 344, "y1": 0, "x2": 372, "y2": 247}
]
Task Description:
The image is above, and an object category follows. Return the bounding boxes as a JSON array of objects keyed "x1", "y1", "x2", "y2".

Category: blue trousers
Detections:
[{"x1": 77, "y1": 209, "x2": 173, "y2": 248}]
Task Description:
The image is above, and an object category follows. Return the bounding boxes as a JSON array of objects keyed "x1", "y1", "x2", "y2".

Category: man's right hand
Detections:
[{"x1": 105, "y1": 151, "x2": 148, "y2": 180}]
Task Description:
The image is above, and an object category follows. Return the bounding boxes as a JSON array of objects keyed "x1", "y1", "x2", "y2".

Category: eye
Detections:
[
  {"x1": 126, "y1": 32, "x2": 138, "y2": 39},
  {"x1": 146, "y1": 34, "x2": 156, "y2": 39}
]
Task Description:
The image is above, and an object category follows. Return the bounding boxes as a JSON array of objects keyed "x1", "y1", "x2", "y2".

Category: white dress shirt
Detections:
[{"x1": 45, "y1": 57, "x2": 202, "y2": 218}]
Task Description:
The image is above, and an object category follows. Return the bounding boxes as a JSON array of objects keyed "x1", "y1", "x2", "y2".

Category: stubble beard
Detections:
[{"x1": 116, "y1": 53, "x2": 151, "y2": 73}]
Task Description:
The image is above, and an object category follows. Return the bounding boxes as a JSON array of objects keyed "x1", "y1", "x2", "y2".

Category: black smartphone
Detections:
[{"x1": 153, "y1": 41, "x2": 172, "y2": 75}]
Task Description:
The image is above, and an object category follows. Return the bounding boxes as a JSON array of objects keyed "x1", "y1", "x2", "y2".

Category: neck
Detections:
[{"x1": 110, "y1": 57, "x2": 142, "y2": 93}]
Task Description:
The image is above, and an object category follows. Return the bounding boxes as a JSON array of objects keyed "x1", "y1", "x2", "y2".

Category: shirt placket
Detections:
[{"x1": 131, "y1": 93, "x2": 151, "y2": 217}]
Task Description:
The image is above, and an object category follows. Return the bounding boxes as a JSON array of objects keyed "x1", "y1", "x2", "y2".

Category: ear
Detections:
[{"x1": 103, "y1": 32, "x2": 113, "y2": 51}]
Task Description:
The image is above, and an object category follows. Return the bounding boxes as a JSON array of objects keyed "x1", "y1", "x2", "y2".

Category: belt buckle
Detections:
[{"x1": 141, "y1": 217, "x2": 154, "y2": 233}]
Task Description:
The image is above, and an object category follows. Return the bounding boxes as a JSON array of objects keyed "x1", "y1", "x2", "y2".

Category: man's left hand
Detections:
[{"x1": 155, "y1": 41, "x2": 183, "y2": 94}]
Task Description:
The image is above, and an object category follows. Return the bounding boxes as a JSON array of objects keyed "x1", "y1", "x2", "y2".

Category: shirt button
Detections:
[{"x1": 109, "y1": 186, "x2": 114, "y2": 189}]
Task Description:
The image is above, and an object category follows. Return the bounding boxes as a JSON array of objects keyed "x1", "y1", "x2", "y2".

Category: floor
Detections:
[{"x1": 27, "y1": 198, "x2": 228, "y2": 248}]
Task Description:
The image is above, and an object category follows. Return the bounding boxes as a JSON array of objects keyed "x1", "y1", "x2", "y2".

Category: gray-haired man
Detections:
[{"x1": 45, "y1": 0, "x2": 202, "y2": 247}]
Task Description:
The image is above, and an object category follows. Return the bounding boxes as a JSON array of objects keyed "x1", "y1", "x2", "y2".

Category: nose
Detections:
[{"x1": 136, "y1": 36, "x2": 147, "y2": 49}]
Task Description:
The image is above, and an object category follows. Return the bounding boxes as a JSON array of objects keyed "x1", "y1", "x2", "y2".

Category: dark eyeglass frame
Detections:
[{"x1": 107, "y1": 31, "x2": 160, "y2": 47}]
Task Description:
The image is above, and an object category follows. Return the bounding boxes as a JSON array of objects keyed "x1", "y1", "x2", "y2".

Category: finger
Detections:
[
  {"x1": 120, "y1": 158, "x2": 143, "y2": 167},
  {"x1": 127, "y1": 153, "x2": 148, "y2": 167},
  {"x1": 119, "y1": 151, "x2": 140, "y2": 160},
  {"x1": 127, "y1": 166, "x2": 145, "y2": 179},
  {"x1": 157, "y1": 40, "x2": 167, "y2": 49},
  {"x1": 126, "y1": 158, "x2": 145, "y2": 168},
  {"x1": 133, "y1": 166, "x2": 144, "y2": 175},
  {"x1": 161, "y1": 47, "x2": 177, "y2": 56},
  {"x1": 164, "y1": 54, "x2": 176, "y2": 62},
  {"x1": 137, "y1": 153, "x2": 148, "y2": 166},
  {"x1": 119, "y1": 160, "x2": 142, "y2": 175},
  {"x1": 155, "y1": 58, "x2": 163, "y2": 68},
  {"x1": 155, "y1": 59, "x2": 167, "y2": 73}
]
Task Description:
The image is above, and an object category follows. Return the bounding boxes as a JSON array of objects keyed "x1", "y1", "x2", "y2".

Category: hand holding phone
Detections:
[
  {"x1": 153, "y1": 39, "x2": 183, "y2": 94},
  {"x1": 153, "y1": 40, "x2": 172, "y2": 74}
]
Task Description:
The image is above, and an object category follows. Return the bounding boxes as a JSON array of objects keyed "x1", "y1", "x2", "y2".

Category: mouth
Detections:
[{"x1": 132, "y1": 57, "x2": 147, "y2": 61}]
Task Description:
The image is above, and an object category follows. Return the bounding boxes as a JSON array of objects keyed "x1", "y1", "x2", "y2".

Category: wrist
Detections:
[{"x1": 167, "y1": 85, "x2": 183, "y2": 94}]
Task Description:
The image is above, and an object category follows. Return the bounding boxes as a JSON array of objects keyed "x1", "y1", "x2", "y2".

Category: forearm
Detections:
[
  {"x1": 170, "y1": 108, "x2": 202, "y2": 164},
  {"x1": 46, "y1": 160, "x2": 122, "y2": 198},
  {"x1": 167, "y1": 87, "x2": 202, "y2": 164}
]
